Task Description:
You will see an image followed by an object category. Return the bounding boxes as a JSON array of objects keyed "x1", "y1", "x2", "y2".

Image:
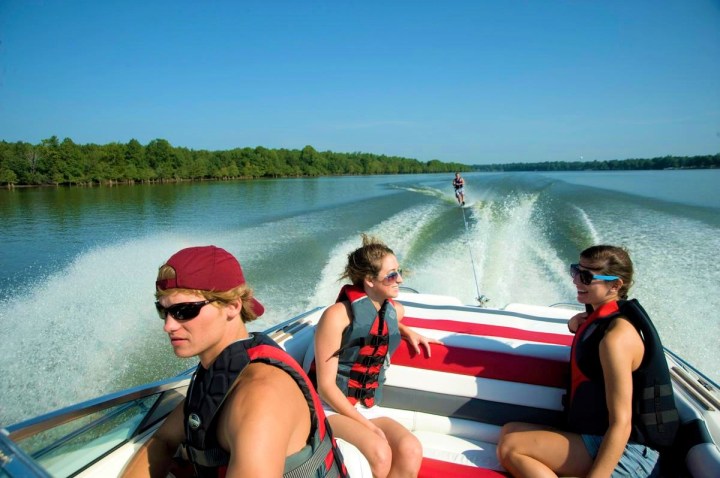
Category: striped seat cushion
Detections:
[{"x1": 380, "y1": 302, "x2": 574, "y2": 476}]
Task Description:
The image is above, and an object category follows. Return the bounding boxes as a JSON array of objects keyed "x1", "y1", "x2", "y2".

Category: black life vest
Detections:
[
  {"x1": 566, "y1": 299, "x2": 679, "y2": 448},
  {"x1": 453, "y1": 177, "x2": 463, "y2": 190},
  {"x1": 182, "y1": 332, "x2": 347, "y2": 478},
  {"x1": 334, "y1": 285, "x2": 401, "y2": 407}
]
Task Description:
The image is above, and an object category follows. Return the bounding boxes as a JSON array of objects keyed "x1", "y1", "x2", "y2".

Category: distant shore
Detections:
[{"x1": 1, "y1": 137, "x2": 717, "y2": 188}]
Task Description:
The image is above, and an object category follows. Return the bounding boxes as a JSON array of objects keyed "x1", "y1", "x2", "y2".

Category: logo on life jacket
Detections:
[{"x1": 188, "y1": 413, "x2": 201, "y2": 430}]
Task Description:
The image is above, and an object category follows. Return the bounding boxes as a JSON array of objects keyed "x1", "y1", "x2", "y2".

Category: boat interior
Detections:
[{"x1": 1, "y1": 291, "x2": 719, "y2": 477}]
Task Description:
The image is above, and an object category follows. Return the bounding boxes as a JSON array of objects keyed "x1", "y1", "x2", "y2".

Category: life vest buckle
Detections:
[
  {"x1": 349, "y1": 370, "x2": 380, "y2": 385},
  {"x1": 365, "y1": 335, "x2": 389, "y2": 346},
  {"x1": 348, "y1": 386, "x2": 376, "y2": 400},
  {"x1": 359, "y1": 355, "x2": 386, "y2": 366}
]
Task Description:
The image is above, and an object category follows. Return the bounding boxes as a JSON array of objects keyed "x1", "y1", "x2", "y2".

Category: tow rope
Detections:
[{"x1": 460, "y1": 204, "x2": 489, "y2": 306}]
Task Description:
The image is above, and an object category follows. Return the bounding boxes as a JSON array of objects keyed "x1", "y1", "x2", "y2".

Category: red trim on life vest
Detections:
[
  {"x1": 401, "y1": 317, "x2": 573, "y2": 346},
  {"x1": 419, "y1": 458, "x2": 509, "y2": 477},
  {"x1": 572, "y1": 301, "x2": 619, "y2": 340},
  {"x1": 569, "y1": 300, "x2": 620, "y2": 403},
  {"x1": 391, "y1": 341, "x2": 567, "y2": 388},
  {"x1": 337, "y1": 285, "x2": 394, "y2": 408},
  {"x1": 323, "y1": 450, "x2": 334, "y2": 472}
]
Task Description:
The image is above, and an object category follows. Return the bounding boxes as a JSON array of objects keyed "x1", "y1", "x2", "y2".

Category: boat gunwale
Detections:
[{"x1": 2, "y1": 376, "x2": 192, "y2": 442}]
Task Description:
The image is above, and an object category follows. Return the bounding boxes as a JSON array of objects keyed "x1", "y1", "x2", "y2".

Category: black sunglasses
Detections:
[
  {"x1": 155, "y1": 300, "x2": 215, "y2": 321},
  {"x1": 570, "y1": 263, "x2": 619, "y2": 286}
]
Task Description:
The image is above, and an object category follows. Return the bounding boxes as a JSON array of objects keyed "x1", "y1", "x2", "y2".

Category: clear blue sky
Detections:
[{"x1": 1, "y1": 1, "x2": 718, "y2": 165}]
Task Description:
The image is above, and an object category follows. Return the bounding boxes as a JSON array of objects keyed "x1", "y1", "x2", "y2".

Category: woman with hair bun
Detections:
[{"x1": 497, "y1": 245, "x2": 678, "y2": 478}]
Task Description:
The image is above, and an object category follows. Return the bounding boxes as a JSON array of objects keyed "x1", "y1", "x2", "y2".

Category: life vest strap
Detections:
[
  {"x1": 641, "y1": 384, "x2": 673, "y2": 400},
  {"x1": 365, "y1": 334, "x2": 389, "y2": 346},
  {"x1": 185, "y1": 444, "x2": 228, "y2": 468},
  {"x1": 283, "y1": 433, "x2": 332, "y2": 478},
  {"x1": 358, "y1": 354, "x2": 386, "y2": 367},
  {"x1": 640, "y1": 409, "x2": 680, "y2": 426},
  {"x1": 347, "y1": 387, "x2": 376, "y2": 400},
  {"x1": 342, "y1": 333, "x2": 388, "y2": 352},
  {"x1": 349, "y1": 370, "x2": 380, "y2": 385}
]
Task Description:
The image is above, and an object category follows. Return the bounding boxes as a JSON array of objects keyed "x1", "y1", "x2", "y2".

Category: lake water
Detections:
[{"x1": 1, "y1": 170, "x2": 719, "y2": 425}]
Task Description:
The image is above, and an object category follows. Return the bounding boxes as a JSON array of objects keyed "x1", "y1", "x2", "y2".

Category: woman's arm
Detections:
[
  {"x1": 314, "y1": 303, "x2": 377, "y2": 428},
  {"x1": 588, "y1": 318, "x2": 645, "y2": 478}
]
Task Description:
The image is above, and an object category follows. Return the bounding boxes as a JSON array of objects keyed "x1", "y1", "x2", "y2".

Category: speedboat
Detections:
[{"x1": 2, "y1": 290, "x2": 719, "y2": 477}]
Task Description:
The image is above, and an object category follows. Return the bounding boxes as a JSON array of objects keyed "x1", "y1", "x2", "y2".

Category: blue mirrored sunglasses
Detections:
[{"x1": 570, "y1": 263, "x2": 619, "y2": 285}]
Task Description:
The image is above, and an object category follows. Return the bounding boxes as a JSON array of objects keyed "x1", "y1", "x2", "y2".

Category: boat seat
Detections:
[
  {"x1": 298, "y1": 307, "x2": 573, "y2": 477},
  {"x1": 332, "y1": 406, "x2": 509, "y2": 477},
  {"x1": 302, "y1": 339, "x2": 510, "y2": 476},
  {"x1": 391, "y1": 407, "x2": 508, "y2": 476}
]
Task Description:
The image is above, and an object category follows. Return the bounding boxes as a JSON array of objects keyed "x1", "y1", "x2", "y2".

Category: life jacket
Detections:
[
  {"x1": 334, "y1": 285, "x2": 401, "y2": 407},
  {"x1": 181, "y1": 332, "x2": 347, "y2": 478},
  {"x1": 453, "y1": 178, "x2": 463, "y2": 190},
  {"x1": 566, "y1": 299, "x2": 679, "y2": 448}
]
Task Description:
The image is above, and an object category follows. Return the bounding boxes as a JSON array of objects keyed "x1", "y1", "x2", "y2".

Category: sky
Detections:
[{"x1": 1, "y1": 1, "x2": 719, "y2": 165}]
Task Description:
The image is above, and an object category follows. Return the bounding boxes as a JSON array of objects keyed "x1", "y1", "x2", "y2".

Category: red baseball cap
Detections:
[{"x1": 156, "y1": 245, "x2": 264, "y2": 317}]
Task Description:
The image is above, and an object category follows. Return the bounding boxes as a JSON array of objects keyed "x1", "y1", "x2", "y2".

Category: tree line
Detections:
[
  {"x1": 0, "y1": 137, "x2": 472, "y2": 187},
  {"x1": 471, "y1": 154, "x2": 719, "y2": 172},
  {"x1": 1, "y1": 137, "x2": 716, "y2": 187}
]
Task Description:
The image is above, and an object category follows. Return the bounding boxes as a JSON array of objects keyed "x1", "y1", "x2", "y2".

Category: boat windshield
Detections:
[{"x1": 1, "y1": 377, "x2": 188, "y2": 478}]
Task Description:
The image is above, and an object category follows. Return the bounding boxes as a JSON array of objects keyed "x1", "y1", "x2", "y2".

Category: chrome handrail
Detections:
[
  {"x1": 263, "y1": 307, "x2": 325, "y2": 335},
  {"x1": 3, "y1": 375, "x2": 191, "y2": 442},
  {"x1": 0, "y1": 431, "x2": 52, "y2": 477},
  {"x1": 549, "y1": 302, "x2": 584, "y2": 310},
  {"x1": 399, "y1": 286, "x2": 420, "y2": 294}
]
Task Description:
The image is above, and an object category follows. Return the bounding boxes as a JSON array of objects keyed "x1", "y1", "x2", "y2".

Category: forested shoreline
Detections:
[
  {"x1": 472, "y1": 154, "x2": 719, "y2": 172},
  {"x1": 1, "y1": 136, "x2": 717, "y2": 188},
  {"x1": 0, "y1": 137, "x2": 471, "y2": 187}
]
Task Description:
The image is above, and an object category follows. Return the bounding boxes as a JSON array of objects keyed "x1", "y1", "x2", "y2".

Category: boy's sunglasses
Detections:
[
  {"x1": 155, "y1": 300, "x2": 216, "y2": 321},
  {"x1": 570, "y1": 263, "x2": 619, "y2": 286},
  {"x1": 379, "y1": 269, "x2": 403, "y2": 284}
]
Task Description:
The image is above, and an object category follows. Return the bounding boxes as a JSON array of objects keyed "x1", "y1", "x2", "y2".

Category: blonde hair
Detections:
[{"x1": 155, "y1": 264, "x2": 259, "y2": 322}]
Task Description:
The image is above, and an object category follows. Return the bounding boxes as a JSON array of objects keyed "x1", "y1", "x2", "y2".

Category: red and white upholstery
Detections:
[
  {"x1": 384, "y1": 299, "x2": 574, "y2": 476},
  {"x1": 301, "y1": 297, "x2": 576, "y2": 477}
]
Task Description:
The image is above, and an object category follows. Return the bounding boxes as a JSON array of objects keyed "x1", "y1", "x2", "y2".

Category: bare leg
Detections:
[
  {"x1": 497, "y1": 422, "x2": 593, "y2": 478},
  {"x1": 328, "y1": 414, "x2": 392, "y2": 478},
  {"x1": 371, "y1": 417, "x2": 422, "y2": 478}
]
